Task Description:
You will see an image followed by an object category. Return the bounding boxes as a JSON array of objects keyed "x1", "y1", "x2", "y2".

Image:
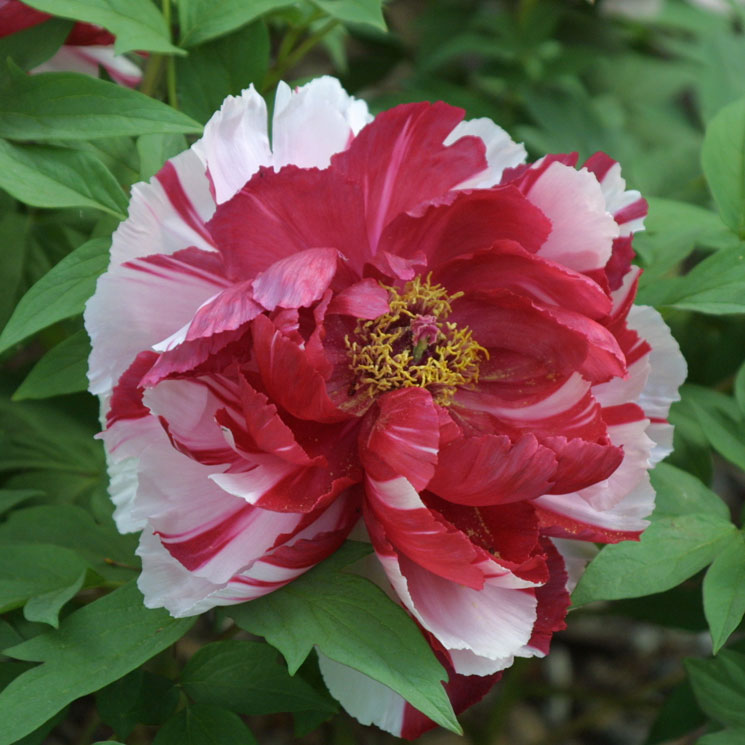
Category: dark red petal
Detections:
[
  {"x1": 331, "y1": 101, "x2": 488, "y2": 250},
  {"x1": 381, "y1": 186, "x2": 551, "y2": 268},
  {"x1": 428, "y1": 434, "x2": 557, "y2": 506},
  {"x1": 0, "y1": 1, "x2": 50, "y2": 37},
  {"x1": 527, "y1": 538, "x2": 570, "y2": 655},
  {"x1": 434, "y1": 242, "x2": 612, "y2": 321},
  {"x1": 252, "y1": 313, "x2": 351, "y2": 423},
  {"x1": 543, "y1": 436, "x2": 623, "y2": 494},
  {"x1": 106, "y1": 351, "x2": 158, "y2": 427},
  {"x1": 208, "y1": 165, "x2": 369, "y2": 279}
]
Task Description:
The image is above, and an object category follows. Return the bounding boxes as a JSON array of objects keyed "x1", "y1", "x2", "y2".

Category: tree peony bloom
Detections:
[
  {"x1": 85, "y1": 77, "x2": 686, "y2": 738},
  {"x1": 0, "y1": 0, "x2": 142, "y2": 87}
]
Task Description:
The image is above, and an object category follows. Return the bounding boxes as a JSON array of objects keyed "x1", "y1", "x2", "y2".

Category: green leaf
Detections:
[
  {"x1": 153, "y1": 704, "x2": 257, "y2": 745},
  {"x1": 702, "y1": 97, "x2": 745, "y2": 237},
  {"x1": 178, "y1": 0, "x2": 290, "y2": 47},
  {"x1": 698, "y1": 730, "x2": 745, "y2": 745},
  {"x1": 0, "y1": 490, "x2": 41, "y2": 516},
  {"x1": 704, "y1": 532, "x2": 745, "y2": 654},
  {"x1": 313, "y1": 0, "x2": 387, "y2": 30},
  {"x1": 735, "y1": 361, "x2": 745, "y2": 417},
  {"x1": 0, "y1": 237, "x2": 108, "y2": 354},
  {"x1": 0, "y1": 582, "x2": 194, "y2": 745},
  {"x1": 0, "y1": 19, "x2": 73, "y2": 73},
  {"x1": 137, "y1": 133, "x2": 187, "y2": 181},
  {"x1": 228, "y1": 541, "x2": 461, "y2": 734},
  {"x1": 0, "y1": 505, "x2": 138, "y2": 581},
  {"x1": 0, "y1": 139, "x2": 127, "y2": 217},
  {"x1": 687, "y1": 650, "x2": 745, "y2": 730},
  {"x1": 14, "y1": 329, "x2": 90, "y2": 401},
  {"x1": 651, "y1": 463, "x2": 731, "y2": 521},
  {"x1": 97, "y1": 670, "x2": 180, "y2": 739},
  {"x1": 23, "y1": 570, "x2": 87, "y2": 629},
  {"x1": 181, "y1": 641, "x2": 337, "y2": 716},
  {"x1": 645, "y1": 678, "x2": 706, "y2": 745},
  {"x1": 0, "y1": 212, "x2": 29, "y2": 330},
  {"x1": 683, "y1": 393, "x2": 745, "y2": 472},
  {"x1": 0, "y1": 65, "x2": 202, "y2": 142},
  {"x1": 660, "y1": 243, "x2": 745, "y2": 315},
  {"x1": 176, "y1": 21, "x2": 270, "y2": 124},
  {"x1": 21, "y1": 0, "x2": 180, "y2": 55},
  {"x1": 0, "y1": 543, "x2": 88, "y2": 615},
  {"x1": 572, "y1": 513, "x2": 736, "y2": 606}
]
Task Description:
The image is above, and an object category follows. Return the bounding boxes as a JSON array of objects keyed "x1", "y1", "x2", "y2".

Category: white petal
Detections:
[
  {"x1": 527, "y1": 163, "x2": 619, "y2": 272},
  {"x1": 446, "y1": 118, "x2": 526, "y2": 189},
  {"x1": 317, "y1": 653, "x2": 406, "y2": 737},
  {"x1": 550, "y1": 538, "x2": 598, "y2": 594},
  {"x1": 271, "y1": 76, "x2": 372, "y2": 170},
  {"x1": 192, "y1": 85, "x2": 272, "y2": 204}
]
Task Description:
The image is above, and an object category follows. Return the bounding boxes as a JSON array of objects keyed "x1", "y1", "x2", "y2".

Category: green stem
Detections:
[
  {"x1": 140, "y1": 53, "x2": 164, "y2": 98},
  {"x1": 263, "y1": 18, "x2": 340, "y2": 92},
  {"x1": 161, "y1": 0, "x2": 179, "y2": 109}
]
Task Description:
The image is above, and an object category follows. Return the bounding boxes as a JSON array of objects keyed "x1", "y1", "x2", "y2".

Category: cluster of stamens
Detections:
[{"x1": 345, "y1": 275, "x2": 488, "y2": 406}]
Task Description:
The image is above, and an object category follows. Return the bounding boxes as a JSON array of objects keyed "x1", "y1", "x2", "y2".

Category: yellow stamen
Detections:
[{"x1": 345, "y1": 274, "x2": 488, "y2": 405}]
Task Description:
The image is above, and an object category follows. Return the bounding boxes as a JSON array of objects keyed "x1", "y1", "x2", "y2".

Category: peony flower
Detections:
[
  {"x1": 85, "y1": 77, "x2": 686, "y2": 738},
  {"x1": 0, "y1": 0, "x2": 142, "y2": 87}
]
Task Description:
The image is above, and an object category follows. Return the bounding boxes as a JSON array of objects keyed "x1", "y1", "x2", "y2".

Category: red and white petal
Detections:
[
  {"x1": 525, "y1": 162, "x2": 620, "y2": 272},
  {"x1": 317, "y1": 654, "x2": 407, "y2": 737},
  {"x1": 192, "y1": 85, "x2": 272, "y2": 205},
  {"x1": 534, "y1": 472, "x2": 654, "y2": 542},
  {"x1": 428, "y1": 434, "x2": 557, "y2": 506},
  {"x1": 364, "y1": 476, "x2": 486, "y2": 588},
  {"x1": 271, "y1": 76, "x2": 372, "y2": 170},
  {"x1": 360, "y1": 388, "x2": 440, "y2": 492},
  {"x1": 251, "y1": 247, "x2": 340, "y2": 311},
  {"x1": 584, "y1": 153, "x2": 647, "y2": 236},
  {"x1": 331, "y1": 101, "x2": 487, "y2": 250},
  {"x1": 627, "y1": 305, "x2": 687, "y2": 420},
  {"x1": 445, "y1": 117, "x2": 527, "y2": 189},
  {"x1": 45, "y1": 45, "x2": 143, "y2": 87},
  {"x1": 110, "y1": 150, "x2": 216, "y2": 266},
  {"x1": 392, "y1": 552, "x2": 538, "y2": 660},
  {"x1": 85, "y1": 250, "x2": 228, "y2": 396}
]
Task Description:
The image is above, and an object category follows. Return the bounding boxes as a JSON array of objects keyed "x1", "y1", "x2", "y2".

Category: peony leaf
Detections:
[
  {"x1": 0, "y1": 489, "x2": 42, "y2": 516},
  {"x1": 228, "y1": 541, "x2": 461, "y2": 735},
  {"x1": 0, "y1": 65, "x2": 202, "y2": 142},
  {"x1": 660, "y1": 243, "x2": 745, "y2": 315},
  {"x1": 686, "y1": 651, "x2": 745, "y2": 730},
  {"x1": 176, "y1": 21, "x2": 270, "y2": 124},
  {"x1": 178, "y1": 0, "x2": 290, "y2": 47},
  {"x1": 0, "y1": 505, "x2": 138, "y2": 582},
  {"x1": 735, "y1": 361, "x2": 745, "y2": 417},
  {"x1": 0, "y1": 139, "x2": 128, "y2": 218},
  {"x1": 20, "y1": 0, "x2": 181, "y2": 55},
  {"x1": 698, "y1": 730, "x2": 745, "y2": 745},
  {"x1": 136, "y1": 133, "x2": 187, "y2": 181},
  {"x1": 23, "y1": 570, "x2": 87, "y2": 629},
  {"x1": 0, "y1": 237, "x2": 108, "y2": 354},
  {"x1": 13, "y1": 329, "x2": 90, "y2": 401},
  {"x1": 96, "y1": 670, "x2": 180, "y2": 739},
  {"x1": 650, "y1": 463, "x2": 731, "y2": 521},
  {"x1": 152, "y1": 704, "x2": 257, "y2": 745},
  {"x1": 180, "y1": 640, "x2": 337, "y2": 716},
  {"x1": 0, "y1": 18, "x2": 73, "y2": 72},
  {"x1": 313, "y1": 0, "x2": 387, "y2": 30},
  {"x1": 702, "y1": 96, "x2": 745, "y2": 238},
  {"x1": 572, "y1": 513, "x2": 736, "y2": 606},
  {"x1": 0, "y1": 582, "x2": 194, "y2": 745},
  {"x1": 703, "y1": 532, "x2": 745, "y2": 654},
  {"x1": 0, "y1": 543, "x2": 88, "y2": 615}
]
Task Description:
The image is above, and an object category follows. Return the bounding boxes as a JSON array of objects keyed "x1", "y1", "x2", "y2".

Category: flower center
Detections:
[{"x1": 345, "y1": 275, "x2": 488, "y2": 405}]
